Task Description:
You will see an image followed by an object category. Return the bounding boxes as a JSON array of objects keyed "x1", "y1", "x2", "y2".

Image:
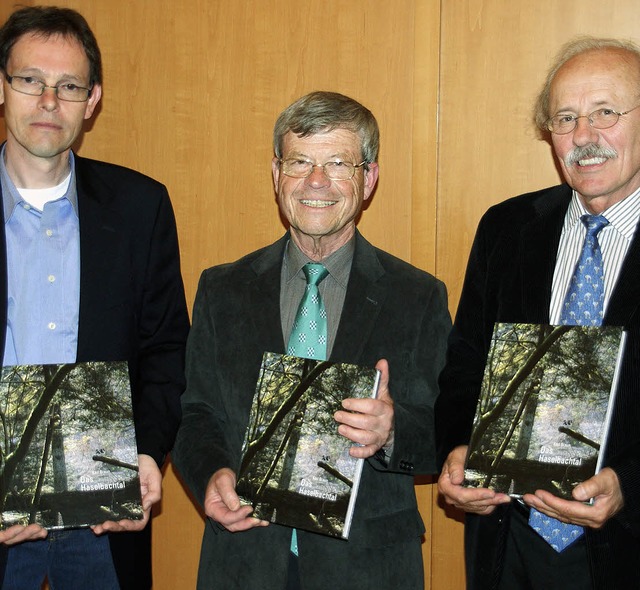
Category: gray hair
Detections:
[
  {"x1": 534, "y1": 36, "x2": 640, "y2": 132},
  {"x1": 273, "y1": 91, "x2": 379, "y2": 165}
]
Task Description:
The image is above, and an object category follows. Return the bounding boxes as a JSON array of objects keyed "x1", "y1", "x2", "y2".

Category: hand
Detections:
[
  {"x1": 0, "y1": 524, "x2": 47, "y2": 545},
  {"x1": 437, "y1": 445, "x2": 511, "y2": 515},
  {"x1": 92, "y1": 453, "x2": 161, "y2": 535},
  {"x1": 334, "y1": 359, "x2": 394, "y2": 459},
  {"x1": 523, "y1": 467, "x2": 623, "y2": 529},
  {"x1": 204, "y1": 468, "x2": 268, "y2": 532}
]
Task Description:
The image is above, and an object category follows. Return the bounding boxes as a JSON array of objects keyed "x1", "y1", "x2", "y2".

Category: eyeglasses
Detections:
[
  {"x1": 4, "y1": 74, "x2": 92, "y2": 102},
  {"x1": 278, "y1": 158, "x2": 366, "y2": 181},
  {"x1": 546, "y1": 105, "x2": 640, "y2": 135}
]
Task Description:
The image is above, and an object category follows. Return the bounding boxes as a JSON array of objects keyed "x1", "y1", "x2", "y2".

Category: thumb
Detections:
[{"x1": 374, "y1": 359, "x2": 392, "y2": 403}]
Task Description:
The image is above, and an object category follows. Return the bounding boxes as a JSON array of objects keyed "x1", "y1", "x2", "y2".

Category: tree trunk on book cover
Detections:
[
  {"x1": 469, "y1": 325, "x2": 568, "y2": 455},
  {"x1": 279, "y1": 396, "x2": 307, "y2": 491},
  {"x1": 513, "y1": 366, "x2": 544, "y2": 460},
  {"x1": 0, "y1": 365, "x2": 74, "y2": 514},
  {"x1": 51, "y1": 402, "x2": 68, "y2": 493},
  {"x1": 239, "y1": 359, "x2": 331, "y2": 477},
  {"x1": 30, "y1": 407, "x2": 56, "y2": 523},
  {"x1": 255, "y1": 400, "x2": 305, "y2": 500}
]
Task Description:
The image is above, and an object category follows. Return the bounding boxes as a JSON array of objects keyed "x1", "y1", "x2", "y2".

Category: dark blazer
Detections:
[
  {"x1": 173, "y1": 231, "x2": 451, "y2": 590},
  {"x1": 435, "y1": 184, "x2": 640, "y2": 590},
  {"x1": 0, "y1": 153, "x2": 190, "y2": 589}
]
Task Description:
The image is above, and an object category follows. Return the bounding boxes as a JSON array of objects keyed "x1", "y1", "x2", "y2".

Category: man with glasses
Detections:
[
  {"x1": 0, "y1": 6, "x2": 188, "y2": 589},
  {"x1": 173, "y1": 91, "x2": 451, "y2": 589},
  {"x1": 436, "y1": 37, "x2": 640, "y2": 589}
]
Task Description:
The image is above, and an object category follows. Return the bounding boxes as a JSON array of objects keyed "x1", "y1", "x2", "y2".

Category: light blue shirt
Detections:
[{"x1": 1, "y1": 149, "x2": 80, "y2": 365}]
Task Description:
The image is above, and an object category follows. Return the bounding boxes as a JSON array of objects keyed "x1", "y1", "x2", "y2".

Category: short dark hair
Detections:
[
  {"x1": 0, "y1": 5, "x2": 102, "y2": 87},
  {"x1": 273, "y1": 91, "x2": 380, "y2": 165}
]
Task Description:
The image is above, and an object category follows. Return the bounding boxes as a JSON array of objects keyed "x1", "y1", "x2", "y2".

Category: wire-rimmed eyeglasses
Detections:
[
  {"x1": 4, "y1": 73, "x2": 92, "y2": 102},
  {"x1": 278, "y1": 158, "x2": 366, "y2": 181},
  {"x1": 546, "y1": 105, "x2": 640, "y2": 135}
]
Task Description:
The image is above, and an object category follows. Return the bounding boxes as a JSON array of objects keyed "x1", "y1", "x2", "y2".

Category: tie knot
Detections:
[
  {"x1": 302, "y1": 262, "x2": 328, "y2": 286},
  {"x1": 581, "y1": 214, "x2": 609, "y2": 236}
]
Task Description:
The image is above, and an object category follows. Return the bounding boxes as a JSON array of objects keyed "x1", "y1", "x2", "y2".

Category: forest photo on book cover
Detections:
[
  {"x1": 0, "y1": 361, "x2": 142, "y2": 529},
  {"x1": 237, "y1": 352, "x2": 378, "y2": 539},
  {"x1": 464, "y1": 323, "x2": 623, "y2": 499}
]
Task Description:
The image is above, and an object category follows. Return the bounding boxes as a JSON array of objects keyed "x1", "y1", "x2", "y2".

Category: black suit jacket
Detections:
[
  {"x1": 435, "y1": 184, "x2": 640, "y2": 590},
  {"x1": 0, "y1": 153, "x2": 190, "y2": 589},
  {"x1": 173, "y1": 231, "x2": 451, "y2": 590}
]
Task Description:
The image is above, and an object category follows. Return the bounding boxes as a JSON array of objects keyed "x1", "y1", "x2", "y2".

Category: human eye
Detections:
[
  {"x1": 594, "y1": 108, "x2": 617, "y2": 119},
  {"x1": 20, "y1": 76, "x2": 43, "y2": 86},
  {"x1": 59, "y1": 83, "x2": 80, "y2": 91},
  {"x1": 286, "y1": 158, "x2": 311, "y2": 169},
  {"x1": 556, "y1": 114, "x2": 576, "y2": 124}
]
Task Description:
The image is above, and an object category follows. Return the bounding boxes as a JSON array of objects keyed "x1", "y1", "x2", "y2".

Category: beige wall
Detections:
[{"x1": 1, "y1": 1, "x2": 638, "y2": 588}]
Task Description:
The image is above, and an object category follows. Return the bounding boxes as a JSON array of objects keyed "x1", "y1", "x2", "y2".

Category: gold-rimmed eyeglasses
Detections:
[{"x1": 278, "y1": 158, "x2": 366, "y2": 181}]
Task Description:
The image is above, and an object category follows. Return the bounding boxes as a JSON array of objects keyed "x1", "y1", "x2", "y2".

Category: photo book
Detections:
[
  {"x1": 463, "y1": 322, "x2": 626, "y2": 500},
  {"x1": 0, "y1": 361, "x2": 143, "y2": 530},
  {"x1": 237, "y1": 352, "x2": 380, "y2": 539}
]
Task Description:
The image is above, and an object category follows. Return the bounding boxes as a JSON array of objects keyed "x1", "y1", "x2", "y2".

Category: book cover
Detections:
[
  {"x1": 0, "y1": 361, "x2": 143, "y2": 530},
  {"x1": 463, "y1": 323, "x2": 625, "y2": 500},
  {"x1": 237, "y1": 352, "x2": 380, "y2": 539}
]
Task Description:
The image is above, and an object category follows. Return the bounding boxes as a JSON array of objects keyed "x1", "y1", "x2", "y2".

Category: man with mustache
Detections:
[
  {"x1": 173, "y1": 91, "x2": 451, "y2": 589},
  {"x1": 435, "y1": 37, "x2": 640, "y2": 589}
]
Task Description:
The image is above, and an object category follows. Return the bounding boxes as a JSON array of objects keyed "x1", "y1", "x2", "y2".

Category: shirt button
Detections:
[
  {"x1": 46, "y1": 229, "x2": 53, "y2": 237},
  {"x1": 48, "y1": 322, "x2": 56, "y2": 330},
  {"x1": 23, "y1": 203, "x2": 31, "y2": 210},
  {"x1": 48, "y1": 275, "x2": 55, "y2": 283}
]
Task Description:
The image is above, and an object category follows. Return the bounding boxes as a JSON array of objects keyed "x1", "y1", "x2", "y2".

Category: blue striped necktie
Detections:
[{"x1": 528, "y1": 214, "x2": 608, "y2": 552}]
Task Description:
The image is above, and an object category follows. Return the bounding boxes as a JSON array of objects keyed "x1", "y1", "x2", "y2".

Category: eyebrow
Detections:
[
  {"x1": 552, "y1": 99, "x2": 615, "y2": 114},
  {"x1": 284, "y1": 151, "x2": 355, "y2": 161},
  {"x1": 11, "y1": 67, "x2": 87, "y2": 84}
]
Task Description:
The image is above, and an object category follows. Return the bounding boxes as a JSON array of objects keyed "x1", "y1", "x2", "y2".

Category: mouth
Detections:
[
  {"x1": 300, "y1": 199, "x2": 336, "y2": 208},
  {"x1": 577, "y1": 156, "x2": 608, "y2": 167}
]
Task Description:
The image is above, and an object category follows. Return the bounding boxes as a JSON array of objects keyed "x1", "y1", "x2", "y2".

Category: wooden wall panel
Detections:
[
  {"x1": 1, "y1": 1, "x2": 439, "y2": 588},
  {"x1": 434, "y1": 1, "x2": 640, "y2": 588},
  {"x1": 5, "y1": 0, "x2": 637, "y2": 588}
]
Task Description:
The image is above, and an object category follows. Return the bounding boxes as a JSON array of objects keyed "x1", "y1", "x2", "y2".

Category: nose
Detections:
[
  {"x1": 572, "y1": 115, "x2": 599, "y2": 145},
  {"x1": 306, "y1": 164, "x2": 331, "y2": 187},
  {"x1": 37, "y1": 86, "x2": 60, "y2": 111}
]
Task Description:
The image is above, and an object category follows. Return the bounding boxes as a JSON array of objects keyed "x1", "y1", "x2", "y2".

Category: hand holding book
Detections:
[
  {"x1": 335, "y1": 359, "x2": 393, "y2": 459},
  {"x1": 203, "y1": 467, "x2": 268, "y2": 533}
]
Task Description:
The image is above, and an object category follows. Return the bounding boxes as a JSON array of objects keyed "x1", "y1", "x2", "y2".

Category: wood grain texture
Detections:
[{"x1": 2, "y1": 1, "x2": 637, "y2": 588}]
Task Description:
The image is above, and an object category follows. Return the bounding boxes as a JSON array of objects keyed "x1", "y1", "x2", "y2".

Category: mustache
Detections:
[{"x1": 564, "y1": 144, "x2": 618, "y2": 166}]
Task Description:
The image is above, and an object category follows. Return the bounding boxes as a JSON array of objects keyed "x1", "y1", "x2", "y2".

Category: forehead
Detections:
[
  {"x1": 550, "y1": 48, "x2": 640, "y2": 110},
  {"x1": 7, "y1": 32, "x2": 90, "y2": 79},
  {"x1": 282, "y1": 128, "x2": 362, "y2": 157}
]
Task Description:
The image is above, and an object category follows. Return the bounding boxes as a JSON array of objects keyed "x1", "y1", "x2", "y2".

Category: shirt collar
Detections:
[
  {"x1": 569, "y1": 187, "x2": 640, "y2": 241},
  {"x1": 1, "y1": 146, "x2": 79, "y2": 222},
  {"x1": 284, "y1": 236, "x2": 355, "y2": 289}
]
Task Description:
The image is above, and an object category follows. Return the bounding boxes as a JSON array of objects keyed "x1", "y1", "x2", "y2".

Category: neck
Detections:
[
  {"x1": 290, "y1": 226, "x2": 355, "y2": 261},
  {"x1": 3, "y1": 145, "x2": 71, "y2": 189}
]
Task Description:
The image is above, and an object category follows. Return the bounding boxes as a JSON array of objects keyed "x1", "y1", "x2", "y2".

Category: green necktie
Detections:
[
  {"x1": 287, "y1": 263, "x2": 329, "y2": 360},
  {"x1": 287, "y1": 262, "x2": 328, "y2": 557}
]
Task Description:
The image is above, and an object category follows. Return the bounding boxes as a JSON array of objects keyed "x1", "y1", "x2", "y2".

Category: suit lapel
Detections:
[
  {"x1": 74, "y1": 158, "x2": 127, "y2": 358},
  {"x1": 606, "y1": 227, "x2": 640, "y2": 325},
  {"x1": 519, "y1": 186, "x2": 572, "y2": 322},
  {"x1": 248, "y1": 236, "x2": 289, "y2": 355},
  {"x1": 331, "y1": 232, "x2": 386, "y2": 363}
]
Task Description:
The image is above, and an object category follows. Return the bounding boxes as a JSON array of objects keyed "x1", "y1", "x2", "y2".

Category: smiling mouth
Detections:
[
  {"x1": 577, "y1": 157, "x2": 608, "y2": 166},
  {"x1": 300, "y1": 199, "x2": 336, "y2": 208}
]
